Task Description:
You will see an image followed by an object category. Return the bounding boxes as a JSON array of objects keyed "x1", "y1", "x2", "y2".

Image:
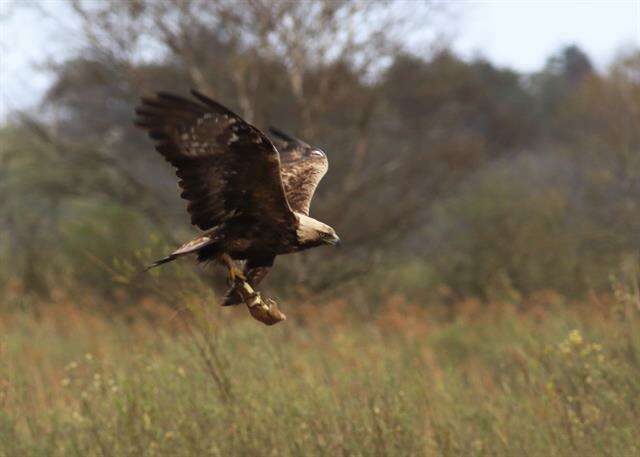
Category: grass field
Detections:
[{"x1": 1, "y1": 292, "x2": 639, "y2": 456}]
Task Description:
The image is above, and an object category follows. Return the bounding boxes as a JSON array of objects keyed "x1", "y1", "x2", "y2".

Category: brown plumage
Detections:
[{"x1": 135, "y1": 90, "x2": 339, "y2": 305}]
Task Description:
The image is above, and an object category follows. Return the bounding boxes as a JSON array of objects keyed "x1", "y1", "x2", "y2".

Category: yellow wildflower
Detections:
[
  {"x1": 568, "y1": 329, "x2": 583, "y2": 346},
  {"x1": 143, "y1": 412, "x2": 152, "y2": 430}
]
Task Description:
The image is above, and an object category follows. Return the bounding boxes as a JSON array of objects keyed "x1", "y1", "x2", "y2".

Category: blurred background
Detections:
[
  {"x1": 2, "y1": 2, "x2": 640, "y2": 455},
  {"x1": 1, "y1": 0, "x2": 638, "y2": 310}
]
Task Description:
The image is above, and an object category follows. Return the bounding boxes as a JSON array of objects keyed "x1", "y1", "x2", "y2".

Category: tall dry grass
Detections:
[{"x1": 1, "y1": 290, "x2": 639, "y2": 456}]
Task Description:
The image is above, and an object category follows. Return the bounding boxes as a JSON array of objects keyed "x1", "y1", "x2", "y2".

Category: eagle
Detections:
[{"x1": 134, "y1": 90, "x2": 340, "y2": 310}]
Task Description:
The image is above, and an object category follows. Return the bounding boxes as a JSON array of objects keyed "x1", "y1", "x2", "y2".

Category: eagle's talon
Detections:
[
  {"x1": 219, "y1": 254, "x2": 246, "y2": 285},
  {"x1": 227, "y1": 266, "x2": 246, "y2": 286}
]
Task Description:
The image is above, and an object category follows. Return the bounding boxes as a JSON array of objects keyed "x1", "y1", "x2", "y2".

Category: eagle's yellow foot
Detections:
[
  {"x1": 227, "y1": 265, "x2": 246, "y2": 285},
  {"x1": 219, "y1": 254, "x2": 246, "y2": 285}
]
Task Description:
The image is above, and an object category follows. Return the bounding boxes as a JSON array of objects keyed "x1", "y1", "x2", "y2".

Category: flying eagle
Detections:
[{"x1": 134, "y1": 90, "x2": 340, "y2": 310}]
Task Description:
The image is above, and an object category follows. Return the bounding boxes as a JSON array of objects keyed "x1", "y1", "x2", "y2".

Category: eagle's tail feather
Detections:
[
  {"x1": 144, "y1": 234, "x2": 218, "y2": 272},
  {"x1": 144, "y1": 255, "x2": 177, "y2": 271}
]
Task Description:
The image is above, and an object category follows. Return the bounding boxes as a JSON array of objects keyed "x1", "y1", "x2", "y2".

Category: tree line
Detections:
[{"x1": 1, "y1": 1, "x2": 638, "y2": 307}]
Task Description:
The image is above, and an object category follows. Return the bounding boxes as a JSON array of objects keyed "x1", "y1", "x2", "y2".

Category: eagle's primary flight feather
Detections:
[{"x1": 135, "y1": 90, "x2": 339, "y2": 305}]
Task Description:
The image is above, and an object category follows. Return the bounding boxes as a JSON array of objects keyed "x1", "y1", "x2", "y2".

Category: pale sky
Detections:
[
  {"x1": 1, "y1": 0, "x2": 639, "y2": 122},
  {"x1": 452, "y1": 1, "x2": 639, "y2": 71}
]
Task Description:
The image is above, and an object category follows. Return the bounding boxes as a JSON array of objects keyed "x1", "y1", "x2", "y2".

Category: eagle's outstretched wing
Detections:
[
  {"x1": 135, "y1": 91, "x2": 295, "y2": 231},
  {"x1": 268, "y1": 127, "x2": 329, "y2": 216}
]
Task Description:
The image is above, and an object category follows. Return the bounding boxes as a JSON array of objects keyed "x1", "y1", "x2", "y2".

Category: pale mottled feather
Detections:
[{"x1": 269, "y1": 128, "x2": 329, "y2": 216}]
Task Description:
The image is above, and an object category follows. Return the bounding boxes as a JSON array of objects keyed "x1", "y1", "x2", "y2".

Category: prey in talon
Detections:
[{"x1": 135, "y1": 90, "x2": 339, "y2": 324}]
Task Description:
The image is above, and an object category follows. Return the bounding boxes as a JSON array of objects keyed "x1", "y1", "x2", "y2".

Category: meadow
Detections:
[{"x1": 2, "y1": 288, "x2": 638, "y2": 456}]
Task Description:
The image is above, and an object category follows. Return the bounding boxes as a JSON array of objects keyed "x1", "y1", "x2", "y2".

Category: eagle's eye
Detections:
[{"x1": 310, "y1": 148, "x2": 325, "y2": 158}]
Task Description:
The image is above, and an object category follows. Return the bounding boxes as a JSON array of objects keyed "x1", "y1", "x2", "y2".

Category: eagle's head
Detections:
[{"x1": 295, "y1": 213, "x2": 340, "y2": 248}]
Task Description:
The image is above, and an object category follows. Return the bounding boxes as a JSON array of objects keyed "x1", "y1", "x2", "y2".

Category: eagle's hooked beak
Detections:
[{"x1": 326, "y1": 234, "x2": 341, "y2": 247}]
